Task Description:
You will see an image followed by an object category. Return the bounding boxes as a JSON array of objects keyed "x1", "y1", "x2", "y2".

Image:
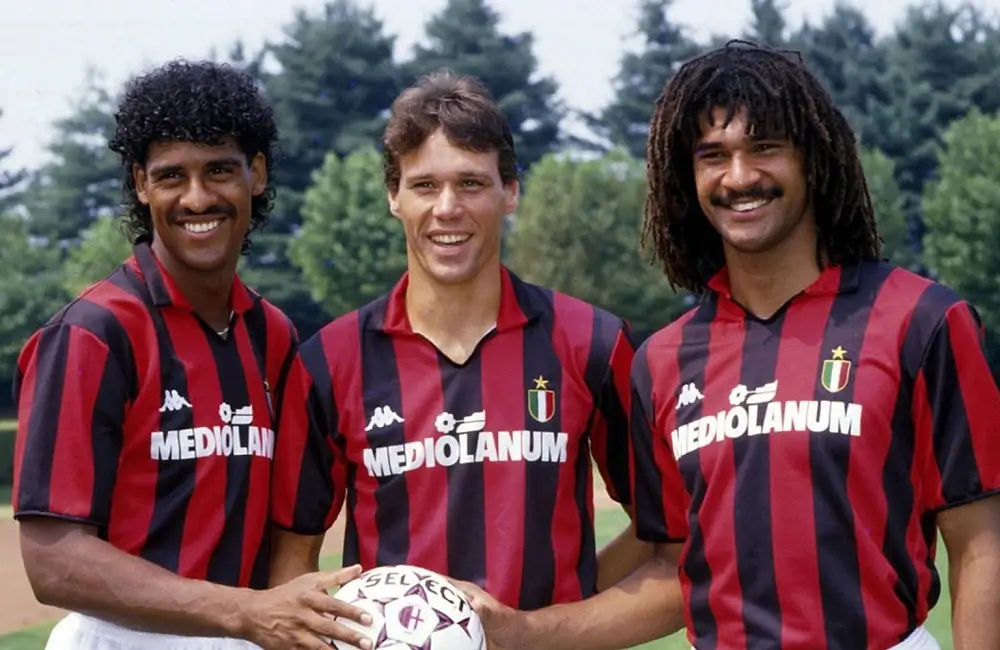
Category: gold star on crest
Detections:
[
  {"x1": 831, "y1": 346, "x2": 847, "y2": 360},
  {"x1": 532, "y1": 376, "x2": 549, "y2": 390}
]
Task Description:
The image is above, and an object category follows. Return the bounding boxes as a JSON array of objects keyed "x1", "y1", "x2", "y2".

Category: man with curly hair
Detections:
[{"x1": 11, "y1": 60, "x2": 371, "y2": 650}]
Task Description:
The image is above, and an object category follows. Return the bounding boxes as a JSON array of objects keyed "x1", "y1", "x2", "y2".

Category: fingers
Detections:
[
  {"x1": 313, "y1": 564, "x2": 364, "y2": 590},
  {"x1": 302, "y1": 610, "x2": 375, "y2": 650},
  {"x1": 450, "y1": 579, "x2": 492, "y2": 611},
  {"x1": 302, "y1": 590, "x2": 372, "y2": 626}
]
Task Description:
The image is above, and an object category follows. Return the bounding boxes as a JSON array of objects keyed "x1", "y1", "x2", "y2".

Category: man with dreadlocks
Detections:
[{"x1": 457, "y1": 40, "x2": 1000, "y2": 650}]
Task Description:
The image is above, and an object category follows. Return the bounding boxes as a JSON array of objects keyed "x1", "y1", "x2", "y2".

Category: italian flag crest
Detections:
[
  {"x1": 821, "y1": 346, "x2": 852, "y2": 393},
  {"x1": 528, "y1": 376, "x2": 556, "y2": 423}
]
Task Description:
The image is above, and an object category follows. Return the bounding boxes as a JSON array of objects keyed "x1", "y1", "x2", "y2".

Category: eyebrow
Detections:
[
  {"x1": 404, "y1": 171, "x2": 493, "y2": 184},
  {"x1": 147, "y1": 156, "x2": 244, "y2": 179}
]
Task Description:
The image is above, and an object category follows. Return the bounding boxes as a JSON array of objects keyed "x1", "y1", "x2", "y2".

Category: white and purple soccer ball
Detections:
[{"x1": 330, "y1": 564, "x2": 485, "y2": 650}]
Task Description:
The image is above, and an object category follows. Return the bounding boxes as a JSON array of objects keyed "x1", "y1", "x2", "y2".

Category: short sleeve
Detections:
[
  {"x1": 630, "y1": 342, "x2": 689, "y2": 543},
  {"x1": 913, "y1": 301, "x2": 1000, "y2": 512},
  {"x1": 13, "y1": 322, "x2": 127, "y2": 529},
  {"x1": 589, "y1": 320, "x2": 635, "y2": 506},
  {"x1": 271, "y1": 342, "x2": 347, "y2": 535}
]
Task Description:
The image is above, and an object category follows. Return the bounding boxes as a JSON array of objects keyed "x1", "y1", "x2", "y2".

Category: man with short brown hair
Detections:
[{"x1": 268, "y1": 69, "x2": 649, "y2": 647}]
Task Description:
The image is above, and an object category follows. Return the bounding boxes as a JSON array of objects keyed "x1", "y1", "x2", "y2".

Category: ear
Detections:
[
  {"x1": 249, "y1": 152, "x2": 267, "y2": 197},
  {"x1": 504, "y1": 178, "x2": 520, "y2": 214},
  {"x1": 133, "y1": 164, "x2": 150, "y2": 205},
  {"x1": 387, "y1": 191, "x2": 400, "y2": 219}
]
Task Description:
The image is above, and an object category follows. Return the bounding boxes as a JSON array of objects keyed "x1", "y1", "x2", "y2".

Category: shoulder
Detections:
[
  {"x1": 298, "y1": 294, "x2": 388, "y2": 368},
  {"x1": 515, "y1": 275, "x2": 628, "y2": 350},
  {"x1": 45, "y1": 265, "x2": 144, "y2": 346},
  {"x1": 860, "y1": 261, "x2": 970, "y2": 341},
  {"x1": 18, "y1": 266, "x2": 141, "y2": 373}
]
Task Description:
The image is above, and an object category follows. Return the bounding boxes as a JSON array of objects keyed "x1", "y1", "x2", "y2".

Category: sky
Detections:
[{"x1": 0, "y1": 0, "x2": 990, "y2": 171}]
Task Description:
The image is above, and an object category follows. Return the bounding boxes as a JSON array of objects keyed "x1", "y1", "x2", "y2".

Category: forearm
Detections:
[
  {"x1": 268, "y1": 527, "x2": 324, "y2": 587},
  {"x1": 519, "y1": 554, "x2": 685, "y2": 650},
  {"x1": 595, "y1": 522, "x2": 654, "y2": 592},
  {"x1": 951, "y1": 555, "x2": 1000, "y2": 650},
  {"x1": 25, "y1": 528, "x2": 246, "y2": 638}
]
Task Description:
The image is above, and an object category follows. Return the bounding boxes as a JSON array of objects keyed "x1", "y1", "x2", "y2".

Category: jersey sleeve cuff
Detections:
[
  {"x1": 13, "y1": 510, "x2": 106, "y2": 529},
  {"x1": 635, "y1": 529, "x2": 687, "y2": 544},
  {"x1": 271, "y1": 520, "x2": 330, "y2": 537},
  {"x1": 929, "y1": 486, "x2": 1000, "y2": 514}
]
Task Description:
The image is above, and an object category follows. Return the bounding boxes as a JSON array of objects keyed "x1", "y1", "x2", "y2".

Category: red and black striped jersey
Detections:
[
  {"x1": 631, "y1": 261, "x2": 1000, "y2": 650},
  {"x1": 12, "y1": 243, "x2": 297, "y2": 589},
  {"x1": 272, "y1": 267, "x2": 633, "y2": 609}
]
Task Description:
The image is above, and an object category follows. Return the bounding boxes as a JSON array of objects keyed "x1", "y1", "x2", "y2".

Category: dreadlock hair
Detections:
[
  {"x1": 108, "y1": 60, "x2": 279, "y2": 254},
  {"x1": 641, "y1": 40, "x2": 882, "y2": 294}
]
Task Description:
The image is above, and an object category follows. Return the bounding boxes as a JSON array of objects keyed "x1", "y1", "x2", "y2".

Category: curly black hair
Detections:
[
  {"x1": 108, "y1": 59, "x2": 279, "y2": 253},
  {"x1": 642, "y1": 40, "x2": 882, "y2": 293}
]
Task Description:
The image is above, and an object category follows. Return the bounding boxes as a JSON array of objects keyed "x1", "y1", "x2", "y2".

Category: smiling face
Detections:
[
  {"x1": 388, "y1": 128, "x2": 518, "y2": 287},
  {"x1": 134, "y1": 137, "x2": 266, "y2": 274},
  {"x1": 693, "y1": 106, "x2": 814, "y2": 258}
]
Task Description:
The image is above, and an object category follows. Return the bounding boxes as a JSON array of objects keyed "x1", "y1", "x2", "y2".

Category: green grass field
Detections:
[{"x1": 0, "y1": 504, "x2": 956, "y2": 649}]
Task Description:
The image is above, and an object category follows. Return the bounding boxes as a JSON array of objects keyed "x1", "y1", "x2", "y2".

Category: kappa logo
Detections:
[
  {"x1": 528, "y1": 376, "x2": 556, "y2": 423},
  {"x1": 366, "y1": 405, "x2": 404, "y2": 431},
  {"x1": 159, "y1": 389, "x2": 192, "y2": 413},
  {"x1": 676, "y1": 382, "x2": 704, "y2": 409},
  {"x1": 821, "y1": 346, "x2": 852, "y2": 393}
]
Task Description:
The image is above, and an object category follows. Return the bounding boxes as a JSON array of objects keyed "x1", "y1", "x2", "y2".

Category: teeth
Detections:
[
  {"x1": 431, "y1": 234, "x2": 471, "y2": 245},
  {"x1": 731, "y1": 199, "x2": 769, "y2": 212},
  {"x1": 183, "y1": 220, "x2": 221, "y2": 233}
]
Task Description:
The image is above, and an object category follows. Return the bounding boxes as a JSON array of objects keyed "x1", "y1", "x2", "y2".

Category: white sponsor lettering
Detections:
[
  {"x1": 362, "y1": 430, "x2": 569, "y2": 478},
  {"x1": 150, "y1": 425, "x2": 275, "y2": 461},
  {"x1": 670, "y1": 399, "x2": 862, "y2": 460}
]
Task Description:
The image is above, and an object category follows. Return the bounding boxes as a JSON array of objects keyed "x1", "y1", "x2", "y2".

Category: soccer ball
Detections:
[{"x1": 330, "y1": 564, "x2": 485, "y2": 650}]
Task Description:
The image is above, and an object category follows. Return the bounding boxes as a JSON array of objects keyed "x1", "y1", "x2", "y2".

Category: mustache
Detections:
[
  {"x1": 710, "y1": 186, "x2": 783, "y2": 208},
  {"x1": 172, "y1": 205, "x2": 235, "y2": 221}
]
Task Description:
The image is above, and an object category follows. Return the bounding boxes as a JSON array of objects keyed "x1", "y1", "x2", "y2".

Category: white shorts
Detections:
[
  {"x1": 43, "y1": 613, "x2": 262, "y2": 650},
  {"x1": 691, "y1": 624, "x2": 940, "y2": 650}
]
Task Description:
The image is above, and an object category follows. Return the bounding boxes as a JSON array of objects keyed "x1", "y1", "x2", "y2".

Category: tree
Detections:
[
  {"x1": 62, "y1": 215, "x2": 134, "y2": 296},
  {"x1": 505, "y1": 149, "x2": 687, "y2": 337},
  {"x1": 0, "y1": 213, "x2": 69, "y2": 406},
  {"x1": 860, "y1": 148, "x2": 915, "y2": 271},
  {"x1": 745, "y1": 0, "x2": 789, "y2": 47},
  {"x1": 263, "y1": 0, "x2": 402, "y2": 231},
  {"x1": 0, "y1": 109, "x2": 27, "y2": 212},
  {"x1": 583, "y1": 0, "x2": 702, "y2": 158},
  {"x1": 791, "y1": 2, "x2": 888, "y2": 150},
  {"x1": 406, "y1": 0, "x2": 564, "y2": 170},
  {"x1": 922, "y1": 109, "x2": 1000, "y2": 369},
  {"x1": 22, "y1": 70, "x2": 120, "y2": 245},
  {"x1": 288, "y1": 147, "x2": 407, "y2": 319}
]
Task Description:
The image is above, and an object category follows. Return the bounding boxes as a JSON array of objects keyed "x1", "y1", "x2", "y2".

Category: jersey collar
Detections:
[
  {"x1": 129, "y1": 242, "x2": 255, "y2": 314},
  {"x1": 379, "y1": 266, "x2": 534, "y2": 335},
  {"x1": 707, "y1": 262, "x2": 862, "y2": 300}
]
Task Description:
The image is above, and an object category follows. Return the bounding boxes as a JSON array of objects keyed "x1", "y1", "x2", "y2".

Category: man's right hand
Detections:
[
  {"x1": 453, "y1": 580, "x2": 525, "y2": 650},
  {"x1": 239, "y1": 565, "x2": 374, "y2": 650}
]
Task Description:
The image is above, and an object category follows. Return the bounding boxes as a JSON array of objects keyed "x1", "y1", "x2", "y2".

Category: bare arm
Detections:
[
  {"x1": 595, "y1": 506, "x2": 654, "y2": 592},
  {"x1": 21, "y1": 518, "x2": 245, "y2": 637},
  {"x1": 270, "y1": 527, "x2": 325, "y2": 587},
  {"x1": 461, "y1": 542, "x2": 685, "y2": 650},
  {"x1": 22, "y1": 518, "x2": 374, "y2": 650},
  {"x1": 938, "y1": 495, "x2": 1000, "y2": 650}
]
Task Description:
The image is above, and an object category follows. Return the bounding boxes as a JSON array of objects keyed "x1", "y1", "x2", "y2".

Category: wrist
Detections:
[
  {"x1": 518, "y1": 608, "x2": 546, "y2": 649},
  {"x1": 218, "y1": 586, "x2": 254, "y2": 639}
]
